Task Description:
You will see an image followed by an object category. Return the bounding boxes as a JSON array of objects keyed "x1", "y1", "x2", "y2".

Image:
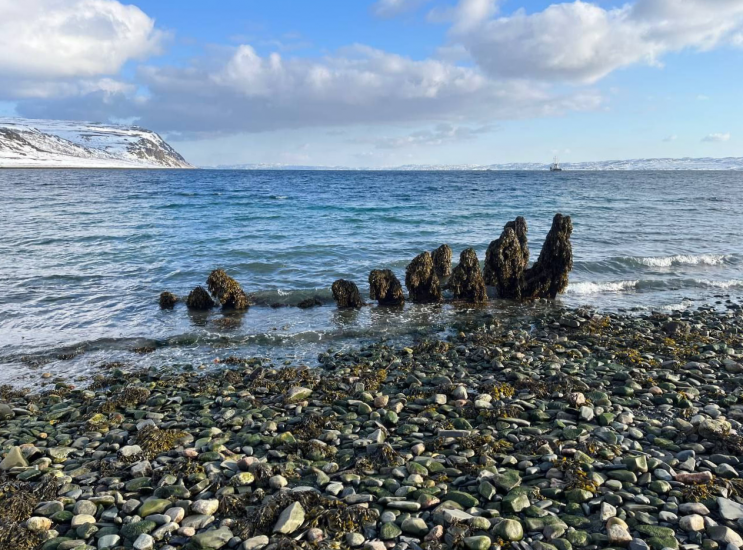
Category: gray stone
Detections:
[
  {"x1": 274, "y1": 502, "x2": 305, "y2": 534},
  {"x1": 0, "y1": 446, "x2": 28, "y2": 470},
  {"x1": 98, "y1": 535, "x2": 121, "y2": 549},
  {"x1": 133, "y1": 534, "x2": 155, "y2": 550},
  {"x1": 243, "y1": 536, "x2": 269, "y2": 550},
  {"x1": 190, "y1": 526, "x2": 233, "y2": 549},
  {"x1": 718, "y1": 498, "x2": 743, "y2": 521},
  {"x1": 708, "y1": 525, "x2": 743, "y2": 547}
]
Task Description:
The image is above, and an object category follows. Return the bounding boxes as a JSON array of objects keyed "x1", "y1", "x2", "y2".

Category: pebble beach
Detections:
[{"x1": 3, "y1": 303, "x2": 743, "y2": 550}]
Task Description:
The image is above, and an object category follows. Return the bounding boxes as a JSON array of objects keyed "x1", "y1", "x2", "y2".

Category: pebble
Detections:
[{"x1": 0, "y1": 306, "x2": 742, "y2": 550}]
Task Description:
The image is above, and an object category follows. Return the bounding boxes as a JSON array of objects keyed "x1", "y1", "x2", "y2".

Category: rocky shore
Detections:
[{"x1": 2, "y1": 303, "x2": 743, "y2": 550}]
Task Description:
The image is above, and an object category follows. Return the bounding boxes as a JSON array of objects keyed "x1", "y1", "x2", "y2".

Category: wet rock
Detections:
[
  {"x1": 207, "y1": 269, "x2": 249, "y2": 310},
  {"x1": 484, "y1": 216, "x2": 529, "y2": 299},
  {"x1": 297, "y1": 297, "x2": 323, "y2": 309},
  {"x1": 431, "y1": 244, "x2": 453, "y2": 278},
  {"x1": 186, "y1": 286, "x2": 215, "y2": 310},
  {"x1": 446, "y1": 248, "x2": 487, "y2": 303},
  {"x1": 332, "y1": 279, "x2": 363, "y2": 309},
  {"x1": 522, "y1": 213, "x2": 573, "y2": 299},
  {"x1": 405, "y1": 251, "x2": 442, "y2": 303},
  {"x1": 368, "y1": 269, "x2": 405, "y2": 306},
  {"x1": 158, "y1": 291, "x2": 178, "y2": 309}
]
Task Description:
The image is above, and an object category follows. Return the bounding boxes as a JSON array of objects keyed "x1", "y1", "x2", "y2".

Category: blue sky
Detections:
[{"x1": 0, "y1": 0, "x2": 742, "y2": 166}]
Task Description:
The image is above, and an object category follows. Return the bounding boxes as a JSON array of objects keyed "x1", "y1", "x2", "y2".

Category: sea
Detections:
[{"x1": 1, "y1": 169, "x2": 742, "y2": 385}]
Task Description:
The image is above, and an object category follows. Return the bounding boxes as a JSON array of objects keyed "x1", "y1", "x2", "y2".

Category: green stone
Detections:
[
  {"x1": 648, "y1": 480, "x2": 671, "y2": 494},
  {"x1": 648, "y1": 537, "x2": 679, "y2": 550},
  {"x1": 494, "y1": 519, "x2": 524, "y2": 541},
  {"x1": 125, "y1": 477, "x2": 152, "y2": 491},
  {"x1": 138, "y1": 498, "x2": 171, "y2": 517},
  {"x1": 622, "y1": 456, "x2": 648, "y2": 473},
  {"x1": 635, "y1": 526, "x2": 675, "y2": 538},
  {"x1": 503, "y1": 487, "x2": 530, "y2": 513},
  {"x1": 380, "y1": 522, "x2": 402, "y2": 540},
  {"x1": 478, "y1": 481, "x2": 496, "y2": 500},
  {"x1": 407, "y1": 462, "x2": 428, "y2": 476},
  {"x1": 154, "y1": 485, "x2": 190, "y2": 499},
  {"x1": 273, "y1": 432, "x2": 296, "y2": 445},
  {"x1": 120, "y1": 520, "x2": 157, "y2": 540},
  {"x1": 552, "y1": 539, "x2": 573, "y2": 550},
  {"x1": 566, "y1": 489, "x2": 593, "y2": 503},
  {"x1": 464, "y1": 536, "x2": 491, "y2": 550},
  {"x1": 562, "y1": 515, "x2": 591, "y2": 529},
  {"x1": 491, "y1": 469, "x2": 521, "y2": 492},
  {"x1": 608, "y1": 470, "x2": 637, "y2": 483},
  {"x1": 51, "y1": 511, "x2": 74, "y2": 523},
  {"x1": 444, "y1": 491, "x2": 479, "y2": 508},
  {"x1": 565, "y1": 530, "x2": 590, "y2": 547}
]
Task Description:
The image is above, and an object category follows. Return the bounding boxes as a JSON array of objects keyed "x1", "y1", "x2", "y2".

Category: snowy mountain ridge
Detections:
[{"x1": 0, "y1": 118, "x2": 192, "y2": 169}]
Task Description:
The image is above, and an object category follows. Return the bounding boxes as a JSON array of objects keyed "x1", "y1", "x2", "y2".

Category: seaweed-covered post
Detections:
[
  {"x1": 522, "y1": 213, "x2": 573, "y2": 299},
  {"x1": 369, "y1": 269, "x2": 405, "y2": 306},
  {"x1": 159, "y1": 291, "x2": 178, "y2": 309},
  {"x1": 332, "y1": 279, "x2": 363, "y2": 308},
  {"x1": 431, "y1": 244, "x2": 452, "y2": 278},
  {"x1": 207, "y1": 269, "x2": 250, "y2": 310},
  {"x1": 484, "y1": 216, "x2": 530, "y2": 300},
  {"x1": 405, "y1": 252, "x2": 442, "y2": 304},
  {"x1": 446, "y1": 248, "x2": 487, "y2": 303},
  {"x1": 186, "y1": 286, "x2": 214, "y2": 310}
]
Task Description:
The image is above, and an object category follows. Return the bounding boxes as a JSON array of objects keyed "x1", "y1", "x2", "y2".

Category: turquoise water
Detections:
[{"x1": 1, "y1": 169, "x2": 742, "y2": 384}]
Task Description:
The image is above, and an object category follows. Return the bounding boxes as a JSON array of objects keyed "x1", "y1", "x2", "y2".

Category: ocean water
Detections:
[{"x1": 1, "y1": 169, "x2": 742, "y2": 384}]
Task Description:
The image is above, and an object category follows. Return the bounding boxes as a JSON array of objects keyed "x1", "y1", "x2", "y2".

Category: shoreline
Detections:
[{"x1": 2, "y1": 304, "x2": 743, "y2": 550}]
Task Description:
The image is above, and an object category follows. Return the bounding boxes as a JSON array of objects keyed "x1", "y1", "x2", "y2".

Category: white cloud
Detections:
[
  {"x1": 357, "y1": 123, "x2": 495, "y2": 149},
  {"x1": 0, "y1": 0, "x2": 163, "y2": 78},
  {"x1": 0, "y1": 0, "x2": 163, "y2": 98},
  {"x1": 451, "y1": 0, "x2": 743, "y2": 83},
  {"x1": 372, "y1": 0, "x2": 431, "y2": 18},
  {"x1": 429, "y1": 0, "x2": 499, "y2": 32},
  {"x1": 17, "y1": 44, "x2": 600, "y2": 135},
  {"x1": 702, "y1": 132, "x2": 731, "y2": 142}
]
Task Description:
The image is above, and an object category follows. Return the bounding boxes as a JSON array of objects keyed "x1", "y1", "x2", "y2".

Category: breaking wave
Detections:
[
  {"x1": 632, "y1": 254, "x2": 730, "y2": 267},
  {"x1": 567, "y1": 280, "x2": 640, "y2": 295}
]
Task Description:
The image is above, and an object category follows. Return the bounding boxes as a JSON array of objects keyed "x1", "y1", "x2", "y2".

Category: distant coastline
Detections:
[{"x1": 205, "y1": 157, "x2": 743, "y2": 171}]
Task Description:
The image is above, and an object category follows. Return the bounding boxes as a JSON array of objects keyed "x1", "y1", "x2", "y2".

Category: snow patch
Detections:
[{"x1": 0, "y1": 118, "x2": 192, "y2": 169}]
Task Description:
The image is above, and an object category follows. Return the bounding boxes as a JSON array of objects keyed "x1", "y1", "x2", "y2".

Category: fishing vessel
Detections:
[{"x1": 549, "y1": 156, "x2": 563, "y2": 171}]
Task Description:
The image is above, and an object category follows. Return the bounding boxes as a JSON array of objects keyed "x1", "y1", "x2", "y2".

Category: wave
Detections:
[
  {"x1": 574, "y1": 253, "x2": 736, "y2": 275},
  {"x1": 568, "y1": 277, "x2": 743, "y2": 295},
  {"x1": 695, "y1": 279, "x2": 743, "y2": 289},
  {"x1": 631, "y1": 254, "x2": 731, "y2": 267},
  {"x1": 567, "y1": 280, "x2": 640, "y2": 295}
]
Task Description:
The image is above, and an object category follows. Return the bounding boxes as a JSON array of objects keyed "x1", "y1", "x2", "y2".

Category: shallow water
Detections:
[{"x1": 1, "y1": 169, "x2": 742, "y2": 384}]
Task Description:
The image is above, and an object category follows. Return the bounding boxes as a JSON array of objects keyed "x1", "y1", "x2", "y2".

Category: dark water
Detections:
[{"x1": 1, "y1": 169, "x2": 742, "y2": 384}]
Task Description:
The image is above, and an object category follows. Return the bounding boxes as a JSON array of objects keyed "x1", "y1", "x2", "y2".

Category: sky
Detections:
[{"x1": 0, "y1": 0, "x2": 742, "y2": 167}]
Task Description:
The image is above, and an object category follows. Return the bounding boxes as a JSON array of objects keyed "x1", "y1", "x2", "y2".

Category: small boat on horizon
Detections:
[{"x1": 550, "y1": 156, "x2": 563, "y2": 171}]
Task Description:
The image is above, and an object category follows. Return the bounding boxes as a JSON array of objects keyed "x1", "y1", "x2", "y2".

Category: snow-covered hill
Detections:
[
  {"x1": 208, "y1": 157, "x2": 743, "y2": 171},
  {"x1": 0, "y1": 118, "x2": 192, "y2": 169}
]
